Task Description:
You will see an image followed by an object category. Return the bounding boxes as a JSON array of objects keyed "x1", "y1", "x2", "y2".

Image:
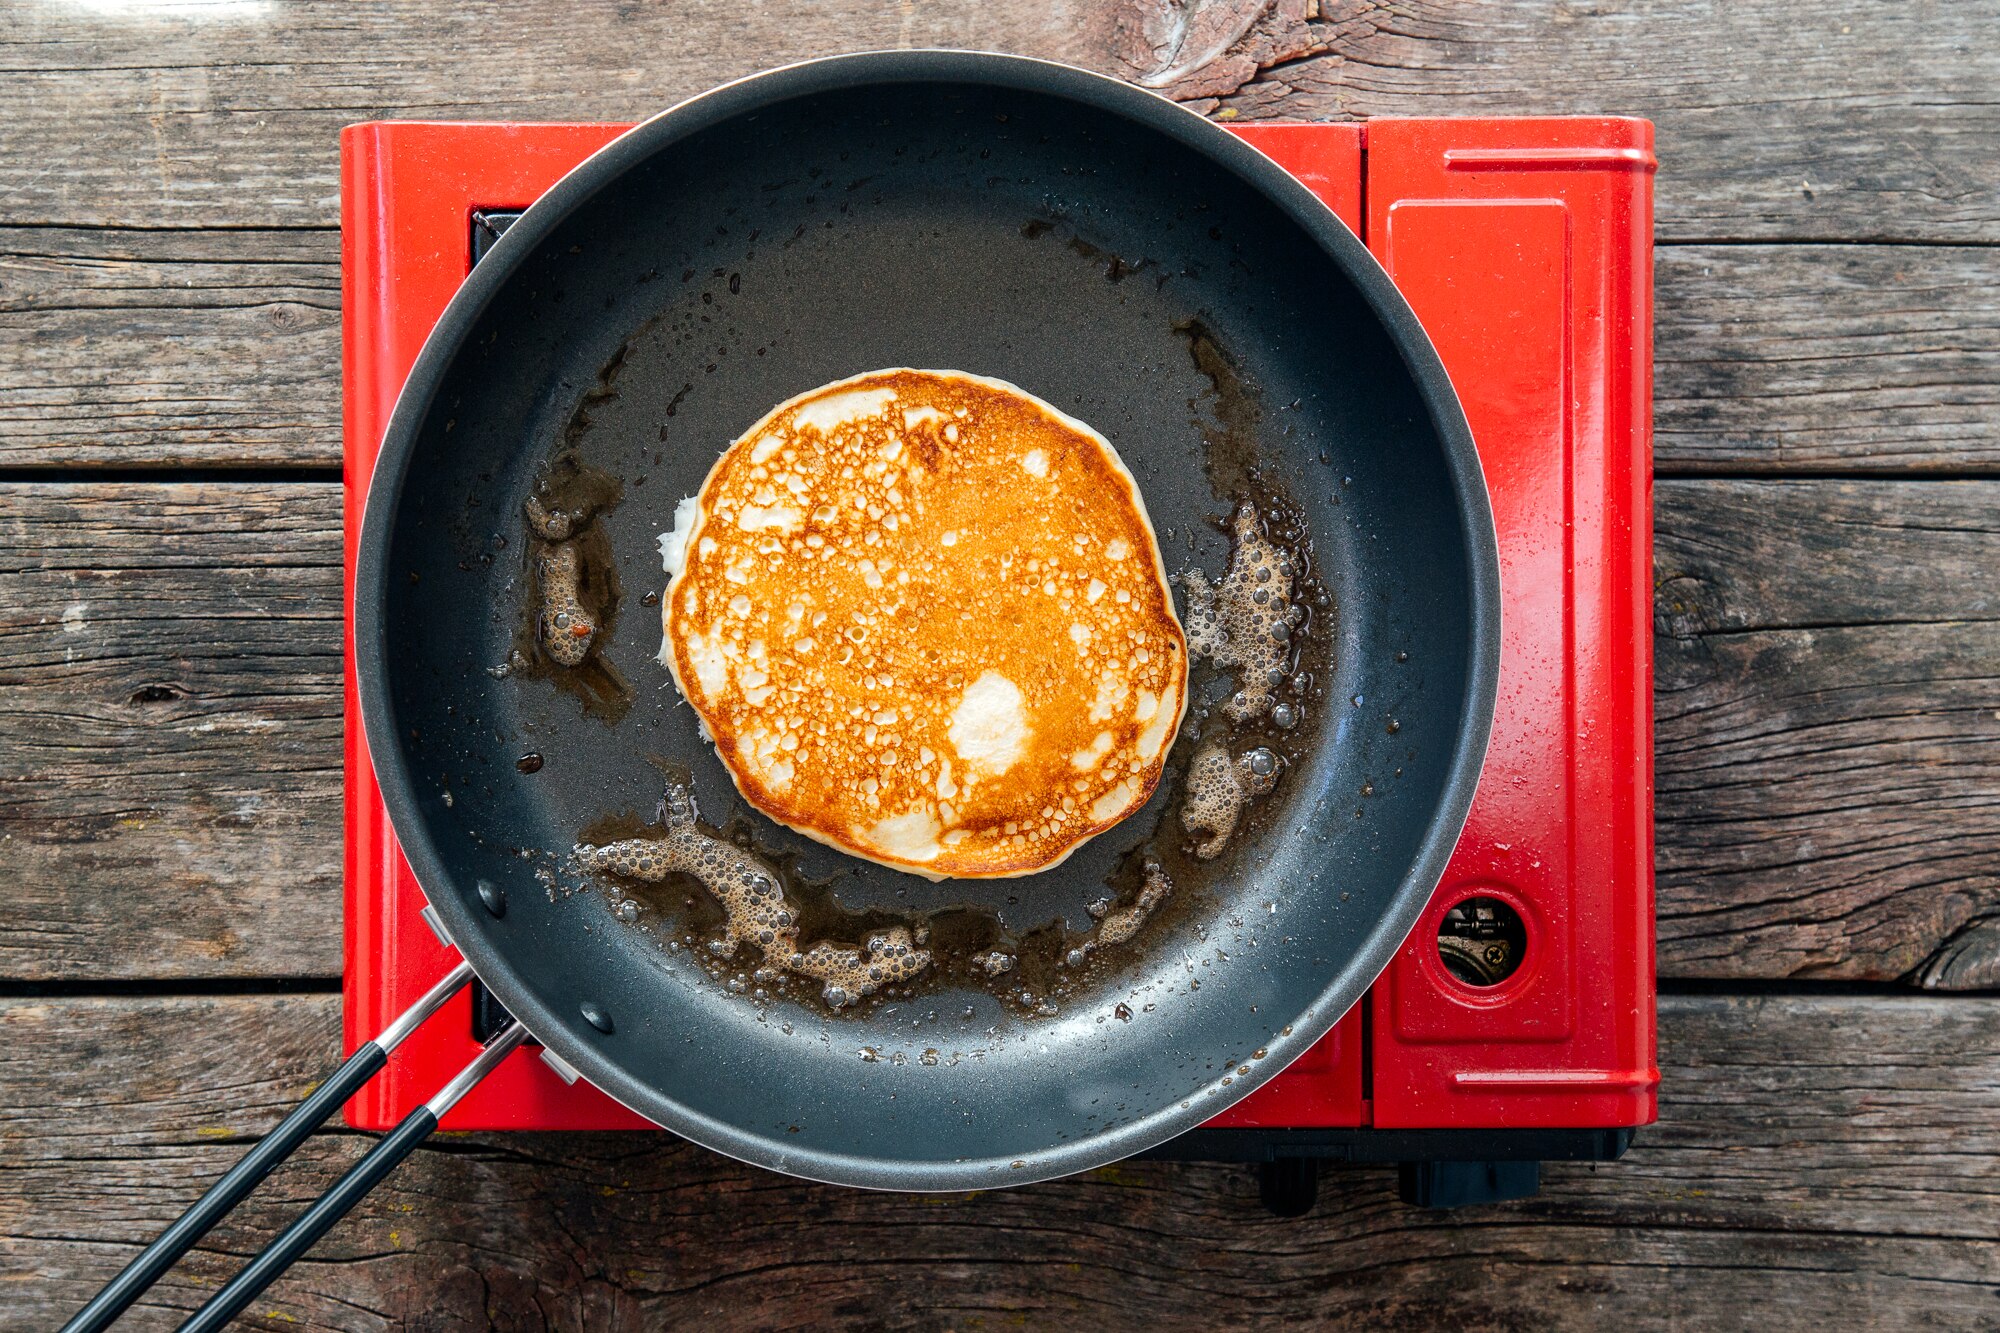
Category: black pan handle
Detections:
[
  {"x1": 61, "y1": 959, "x2": 478, "y2": 1333},
  {"x1": 178, "y1": 1020, "x2": 528, "y2": 1333}
]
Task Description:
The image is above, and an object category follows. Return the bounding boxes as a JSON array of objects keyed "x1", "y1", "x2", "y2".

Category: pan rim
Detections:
[{"x1": 354, "y1": 48, "x2": 1500, "y2": 1191}]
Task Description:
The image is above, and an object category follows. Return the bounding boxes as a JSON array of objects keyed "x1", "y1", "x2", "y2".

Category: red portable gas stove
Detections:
[{"x1": 342, "y1": 114, "x2": 1656, "y2": 1211}]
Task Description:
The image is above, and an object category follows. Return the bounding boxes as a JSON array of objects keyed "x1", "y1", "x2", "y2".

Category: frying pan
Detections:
[{"x1": 67, "y1": 51, "x2": 1497, "y2": 1331}]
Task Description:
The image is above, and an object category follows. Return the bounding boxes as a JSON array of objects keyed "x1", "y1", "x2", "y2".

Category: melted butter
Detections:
[
  {"x1": 554, "y1": 309, "x2": 1338, "y2": 1017},
  {"x1": 1171, "y1": 498, "x2": 1312, "y2": 861},
  {"x1": 1181, "y1": 501, "x2": 1298, "y2": 724},
  {"x1": 506, "y1": 452, "x2": 629, "y2": 722},
  {"x1": 1179, "y1": 739, "x2": 1280, "y2": 859},
  {"x1": 576, "y1": 783, "x2": 933, "y2": 1007},
  {"x1": 581, "y1": 492, "x2": 1322, "y2": 1017},
  {"x1": 1084, "y1": 860, "x2": 1174, "y2": 951}
]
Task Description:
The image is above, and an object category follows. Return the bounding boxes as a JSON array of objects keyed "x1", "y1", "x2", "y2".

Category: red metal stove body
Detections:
[{"x1": 342, "y1": 117, "x2": 1657, "y2": 1140}]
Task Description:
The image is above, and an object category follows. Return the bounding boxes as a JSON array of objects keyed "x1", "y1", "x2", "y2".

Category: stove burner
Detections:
[
  {"x1": 1438, "y1": 897, "x2": 1528, "y2": 987},
  {"x1": 340, "y1": 115, "x2": 1656, "y2": 1211}
]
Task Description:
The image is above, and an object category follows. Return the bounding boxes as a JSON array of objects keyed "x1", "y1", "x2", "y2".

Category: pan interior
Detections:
[{"x1": 377, "y1": 75, "x2": 1479, "y2": 1181}]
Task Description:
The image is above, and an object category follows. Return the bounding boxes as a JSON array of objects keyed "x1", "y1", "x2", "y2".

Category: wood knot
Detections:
[{"x1": 1653, "y1": 571, "x2": 1724, "y2": 642}]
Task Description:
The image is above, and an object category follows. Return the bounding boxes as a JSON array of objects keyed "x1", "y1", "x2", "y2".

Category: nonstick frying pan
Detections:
[{"x1": 68, "y1": 51, "x2": 1497, "y2": 1331}]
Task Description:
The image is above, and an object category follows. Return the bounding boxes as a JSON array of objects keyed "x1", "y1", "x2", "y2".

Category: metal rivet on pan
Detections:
[
  {"x1": 580, "y1": 1002, "x2": 614, "y2": 1034},
  {"x1": 475, "y1": 879, "x2": 506, "y2": 918}
]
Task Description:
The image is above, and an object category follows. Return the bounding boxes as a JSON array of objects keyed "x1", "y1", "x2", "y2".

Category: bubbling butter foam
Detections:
[
  {"x1": 575, "y1": 783, "x2": 933, "y2": 1007},
  {"x1": 1086, "y1": 860, "x2": 1174, "y2": 950},
  {"x1": 1181, "y1": 502, "x2": 1298, "y2": 724},
  {"x1": 1173, "y1": 499, "x2": 1314, "y2": 862},
  {"x1": 525, "y1": 494, "x2": 599, "y2": 668},
  {"x1": 1179, "y1": 739, "x2": 1281, "y2": 859}
]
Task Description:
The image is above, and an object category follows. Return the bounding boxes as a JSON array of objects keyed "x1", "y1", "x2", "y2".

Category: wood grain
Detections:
[
  {"x1": 1656, "y1": 480, "x2": 2000, "y2": 987},
  {"x1": 0, "y1": 227, "x2": 339, "y2": 470},
  {"x1": 0, "y1": 0, "x2": 1996, "y2": 240},
  {"x1": 0, "y1": 0, "x2": 1120, "y2": 231},
  {"x1": 1132, "y1": 0, "x2": 2000, "y2": 244},
  {"x1": 9, "y1": 480, "x2": 2000, "y2": 986},
  {"x1": 0, "y1": 483, "x2": 341, "y2": 980},
  {"x1": 1659, "y1": 621, "x2": 2000, "y2": 987},
  {"x1": 1655, "y1": 245, "x2": 2000, "y2": 475},
  {"x1": 7, "y1": 227, "x2": 1995, "y2": 472},
  {"x1": 6, "y1": 992, "x2": 1996, "y2": 1331},
  {"x1": 6, "y1": 2, "x2": 1998, "y2": 1322},
  {"x1": 1656, "y1": 480, "x2": 2000, "y2": 633}
]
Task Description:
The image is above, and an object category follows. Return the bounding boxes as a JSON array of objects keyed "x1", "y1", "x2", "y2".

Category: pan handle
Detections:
[
  {"x1": 61, "y1": 959, "x2": 480, "y2": 1333},
  {"x1": 178, "y1": 1020, "x2": 529, "y2": 1333}
]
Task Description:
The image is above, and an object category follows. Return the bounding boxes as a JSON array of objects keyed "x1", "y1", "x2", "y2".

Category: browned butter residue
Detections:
[
  {"x1": 509, "y1": 451, "x2": 631, "y2": 722},
  {"x1": 577, "y1": 784, "x2": 930, "y2": 1008}
]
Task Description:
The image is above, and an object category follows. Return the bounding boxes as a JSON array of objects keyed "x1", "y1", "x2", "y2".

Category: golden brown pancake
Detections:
[{"x1": 658, "y1": 369, "x2": 1188, "y2": 879}]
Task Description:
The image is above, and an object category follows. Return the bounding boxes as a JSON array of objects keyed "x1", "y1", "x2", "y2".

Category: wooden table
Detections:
[{"x1": 4, "y1": 2, "x2": 1996, "y2": 1327}]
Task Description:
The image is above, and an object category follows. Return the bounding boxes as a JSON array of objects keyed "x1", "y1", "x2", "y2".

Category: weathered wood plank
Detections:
[
  {"x1": 1656, "y1": 480, "x2": 2000, "y2": 632},
  {"x1": 0, "y1": 227, "x2": 339, "y2": 470},
  {"x1": 6, "y1": 993, "x2": 1996, "y2": 1330},
  {"x1": 4, "y1": 0, "x2": 1999, "y2": 241},
  {"x1": 1656, "y1": 480, "x2": 2000, "y2": 987},
  {"x1": 0, "y1": 0, "x2": 1116, "y2": 230},
  {"x1": 8, "y1": 480, "x2": 2000, "y2": 985},
  {"x1": 1135, "y1": 0, "x2": 2000, "y2": 244},
  {"x1": 1655, "y1": 245, "x2": 2000, "y2": 474},
  {"x1": 1659, "y1": 621, "x2": 2000, "y2": 988},
  {"x1": 7, "y1": 225, "x2": 1996, "y2": 473},
  {"x1": 0, "y1": 483, "x2": 341, "y2": 979}
]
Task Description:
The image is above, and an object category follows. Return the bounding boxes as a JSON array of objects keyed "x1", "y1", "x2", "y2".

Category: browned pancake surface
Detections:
[{"x1": 662, "y1": 369, "x2": 1187, "y2": 878}]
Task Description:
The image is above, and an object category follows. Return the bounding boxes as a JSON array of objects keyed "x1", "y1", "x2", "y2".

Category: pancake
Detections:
[{"x1": 657, "y1": 368, "x2": 1188, "y2": 879}]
